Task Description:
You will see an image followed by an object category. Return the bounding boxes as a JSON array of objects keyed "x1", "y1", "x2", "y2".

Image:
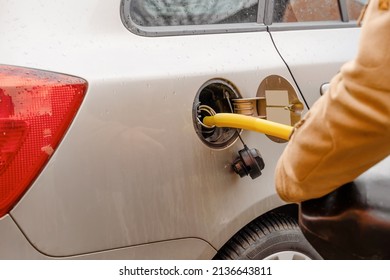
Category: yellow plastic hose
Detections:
[{"x1": 203, "y1": 113, "x2": 293, "y2": 140}]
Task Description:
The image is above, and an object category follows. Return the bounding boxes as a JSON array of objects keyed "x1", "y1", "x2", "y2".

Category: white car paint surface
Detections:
[{"x1": 0, "y1": 0, "x2": 360, "y2": 259}]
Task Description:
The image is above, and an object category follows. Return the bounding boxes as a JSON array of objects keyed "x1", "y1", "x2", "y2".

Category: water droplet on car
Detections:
[{"x1": 41, "y1": 145, "x2": 54, "y2": 156}]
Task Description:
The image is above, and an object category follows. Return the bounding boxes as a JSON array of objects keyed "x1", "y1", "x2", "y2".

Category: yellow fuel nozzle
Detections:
[{"x1": 203, "y1": 113, "x2": 294, "y2": 141}]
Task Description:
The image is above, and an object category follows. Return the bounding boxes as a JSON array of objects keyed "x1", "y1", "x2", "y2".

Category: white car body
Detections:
[{"x1": 0, "y1": 0, "x2": 361, "y2": 259}]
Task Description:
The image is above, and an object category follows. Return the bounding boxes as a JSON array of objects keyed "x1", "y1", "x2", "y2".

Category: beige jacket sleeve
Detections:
[{"x1": 275, "y1": 0, "x2": 390, "y2": 203}]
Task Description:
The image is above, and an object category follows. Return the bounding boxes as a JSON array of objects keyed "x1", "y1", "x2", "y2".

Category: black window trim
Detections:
[
  {"x1": 339, "y1": 0, "x2": 350, "y2": 22},
  {"x1": 267, "y1": 21, "x2": 358, "y2": 31},
  {"x1": 121, "y1": 0, "x2": 360, "y2": 37}
]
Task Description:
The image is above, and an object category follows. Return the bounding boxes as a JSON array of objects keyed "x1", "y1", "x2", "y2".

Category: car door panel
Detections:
[{"x1": 270, "y1": 28, "x2": 360, "y2": 107}]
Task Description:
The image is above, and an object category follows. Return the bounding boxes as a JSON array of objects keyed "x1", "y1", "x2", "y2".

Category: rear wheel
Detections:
[{"x1": 214, "y1": 212, "x2": 322, "y2": 260}]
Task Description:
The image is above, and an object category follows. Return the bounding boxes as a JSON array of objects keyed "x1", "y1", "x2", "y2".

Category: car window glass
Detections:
[
  {"x1": 346, "y1": 0, "x2": 367, "y2": 20},
  {"x1": 273, "y1": 0, "x2": 341, "y2": 23},
  {"x1": 129, "y1": 0, "x2": 258, "y2": 26}
]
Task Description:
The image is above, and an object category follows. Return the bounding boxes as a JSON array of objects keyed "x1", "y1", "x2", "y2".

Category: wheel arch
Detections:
[{"x1": 212, "y1": 203, "x2": 321, "y2": 260}]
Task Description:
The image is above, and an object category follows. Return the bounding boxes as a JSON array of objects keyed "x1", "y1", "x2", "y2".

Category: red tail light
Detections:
[{"x1": 0, "y1": 65, "x2": 87, "y2": 217}]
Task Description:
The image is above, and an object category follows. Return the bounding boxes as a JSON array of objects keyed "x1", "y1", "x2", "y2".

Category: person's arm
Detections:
[{"x1": 275, "y1": 0, "x2": 390, "y2": 202}]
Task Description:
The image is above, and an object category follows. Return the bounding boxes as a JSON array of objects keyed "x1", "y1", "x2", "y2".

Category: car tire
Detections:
[{"x1": 213, "y1": 212, "x2": 322, "y2": 260}]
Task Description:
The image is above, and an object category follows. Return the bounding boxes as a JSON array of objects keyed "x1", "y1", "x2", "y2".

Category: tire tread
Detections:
[{"x1": 213, "y1": 211, "x2": 320, "y2": 260}]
